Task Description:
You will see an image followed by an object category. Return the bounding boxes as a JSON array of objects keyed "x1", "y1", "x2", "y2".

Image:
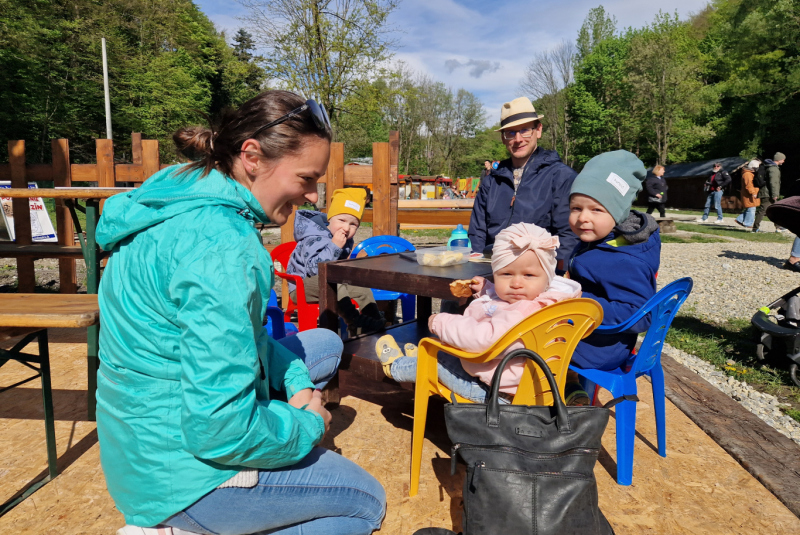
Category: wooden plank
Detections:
[
  {"x1": 1, "y1": 188, "x2": 130, "y2": 199},
  {"x1": 70, "y1": 164, "x2": 97, "y2": 182},
  {"x1": 0, "y1": 164, "x2": 52, "y2": 181},
  {"x1": 95, "y1": 139, "x2": 114, "y2": 188},
  {"x1": 8, "y1": 140, "x2": 35, "y2": 293},
  {"x1": 372, "y1": 142, "x2": 391, "y2": 236},
  {"x1": 398, "y1": 199, "x2": 474, "y2": 208},
  {"x1": 131, "y1": 132, "x2": 143, "y2": 164},
  {"x1": 52, "y1": 139, "x2": 76, "y2": 294},
  {"x1": 0, "y1": 294, "x2": 98, "y2": 328},
  {"x1": 326, "y1": 143, "x2": 345, "y2": 208},
  {"x1": 0, "y1": 244, "x2": 88, "y2": 259},
  {"x1": 661, "y1": 354, "x2": 800, "y2": 517},
  {"x1": 343, "y1": 165, "x2": 372, "y2": 185},
  {"x1": 142, "y1": 139, "x2": 160, "y2": 180},
  {"x1": 389, "y1": 131, "x2": 399, "y2": 235},
  {"x1": 279, "y1": 208, "x2": 296, "y2": 308},
  {"x1": 114, "y1": 164, "x2": 144, "y2": 183},
  {"x1": 363, "y1": 209, "x2": 471, "y2": 226}
]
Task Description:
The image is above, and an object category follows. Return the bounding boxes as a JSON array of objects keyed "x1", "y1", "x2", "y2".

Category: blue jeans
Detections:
[
  {"x1": 389, "y1": 352, "x2": 509, "y2": 404},
  {"x1": 702, "y1": 190, "x2": 723, "y2": 220},
  {"x1": 736, "y1": 207, "x2": 756, "y2": 227},
  {"x1": 792, "y1": 237, "x2": 800, "y2": 259},
  {"x1": 165, "y1": 329, "x2": 386, "y2": 535}
]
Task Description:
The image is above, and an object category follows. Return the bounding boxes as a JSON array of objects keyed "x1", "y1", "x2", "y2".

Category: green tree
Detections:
[{"x1": 237, "y1": 0, "x2": 400, "y2": 124}]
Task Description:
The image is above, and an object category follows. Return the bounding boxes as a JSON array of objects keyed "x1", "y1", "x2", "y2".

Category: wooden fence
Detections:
[{"x1": 0, "y1": 135, "x2": 164, "y2": 292}]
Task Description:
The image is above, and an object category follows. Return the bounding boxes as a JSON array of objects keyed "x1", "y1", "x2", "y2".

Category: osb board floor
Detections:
[{"x1": 1, "y1": 329, "x2": 798, "y2": 534}]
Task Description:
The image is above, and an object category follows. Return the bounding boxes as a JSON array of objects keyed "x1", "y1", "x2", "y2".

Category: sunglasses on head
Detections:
[{"x1": 250, "y1": 99, "x2": 330, "y2": 139}]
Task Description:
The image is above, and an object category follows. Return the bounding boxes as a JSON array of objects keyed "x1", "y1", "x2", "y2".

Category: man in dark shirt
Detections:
[
  {"x1": 697, "y1": 162, "x2": 731, "y2": 223},
  {"x1": 468, "y1": 97, "x2": 577, "y2": 269}
]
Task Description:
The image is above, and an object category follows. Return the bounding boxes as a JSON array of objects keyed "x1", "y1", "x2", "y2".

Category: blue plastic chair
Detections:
[
  {"x1": 350, "y1": 236, "x2": 417, "y2": 323},
  {"x1": 569, "y1": 277, "x2": 693, "y2": 485},
  {"x1": 265, "y1": 289, "x2": 299, "y2": 340}
]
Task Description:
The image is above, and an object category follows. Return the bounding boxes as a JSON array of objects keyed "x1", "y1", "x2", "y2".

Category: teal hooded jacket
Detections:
[{"x1": 95, "y1": 165, "x2": 324, "y2": 527}]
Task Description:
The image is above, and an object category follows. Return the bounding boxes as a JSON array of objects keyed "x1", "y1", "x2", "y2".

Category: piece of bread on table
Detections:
[{"x1": 449, "y1": 279, "x2": 476, "y2": 298}]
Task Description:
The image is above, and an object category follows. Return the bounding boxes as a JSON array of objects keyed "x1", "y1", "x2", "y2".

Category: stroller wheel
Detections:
[
  {"x1": 756, "y1": 343, "x2": 767, "y2": 361},
  {"x1": 791, "y1": 364, "x2": 800, "y2": 388}
]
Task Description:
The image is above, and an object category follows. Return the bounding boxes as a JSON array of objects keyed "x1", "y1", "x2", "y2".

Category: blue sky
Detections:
[{"x1": 196, "y1": 0, "x2": 711, "y2": 124}]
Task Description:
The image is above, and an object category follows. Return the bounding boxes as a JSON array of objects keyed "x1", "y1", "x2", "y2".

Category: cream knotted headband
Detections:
[{"x1": 491, "y1": 223, "x2": 560, "y2": 284}]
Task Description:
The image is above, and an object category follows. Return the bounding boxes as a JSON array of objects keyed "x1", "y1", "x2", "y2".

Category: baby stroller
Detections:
[{"x1": 751, "y1": 286, "x2": 800, "y2": 387}]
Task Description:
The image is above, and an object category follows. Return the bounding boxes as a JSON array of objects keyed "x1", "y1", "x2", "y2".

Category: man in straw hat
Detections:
[{"x1": 468, "y1": 97, "x2": 578, "y2": 269}]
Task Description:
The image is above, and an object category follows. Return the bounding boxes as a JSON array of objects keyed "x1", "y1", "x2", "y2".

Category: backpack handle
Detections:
[{"x1": 486, "y1": 349, "x2": 571, "y2": 433}]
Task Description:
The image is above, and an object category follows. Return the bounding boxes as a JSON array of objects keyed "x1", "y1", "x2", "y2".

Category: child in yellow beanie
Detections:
[{"x1": 287, "y1": 188, "x2": 385, "y2": 334}]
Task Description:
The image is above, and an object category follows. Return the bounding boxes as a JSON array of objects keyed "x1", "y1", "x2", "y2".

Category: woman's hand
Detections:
[
  {"x1": 304, "y1": 390, "x2": 331, "y2": 437},
  {"x1": 470, "y1": 276, "x2": 486, "y2": 295},
  {"x1": 288, "y1": 388, "x2": 314, "y2": 409},
  {"x1": 332, "y1": 228, "x2": 348, "y2": 248}
]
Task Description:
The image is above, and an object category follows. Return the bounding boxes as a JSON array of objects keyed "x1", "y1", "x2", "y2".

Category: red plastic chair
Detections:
[{"x1": 270, "y1": 241, "x2": 320, "y2": 332}]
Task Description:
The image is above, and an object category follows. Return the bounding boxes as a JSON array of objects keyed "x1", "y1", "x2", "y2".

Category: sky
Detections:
[{"x1": 195, "y1": 0, "x2": 712, "y2": 125}]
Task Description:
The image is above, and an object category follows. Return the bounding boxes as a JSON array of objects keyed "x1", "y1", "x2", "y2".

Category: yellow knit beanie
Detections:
[{"x1": 328, "y1": 188, "x2": 367, "y2": 220}]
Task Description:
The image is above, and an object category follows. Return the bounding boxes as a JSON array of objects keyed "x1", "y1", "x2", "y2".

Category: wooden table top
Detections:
[
  {"x1": 1, "y1": 188, "x2": 131, "y2": 199},
  {"x1": 0, "y1": 294, "x2": 99, "y2": 328},
  {"x1": 325, "y1": 252, "x2": 493, "y2": 301}
]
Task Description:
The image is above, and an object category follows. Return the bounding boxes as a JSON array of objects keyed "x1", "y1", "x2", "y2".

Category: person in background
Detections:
[
  {"x1": 735, "y1": 160, "x2": 761, "y2": 229},
  {"x1": 480, "y1": 160, "x2": 492, "y2": 179},
  {"x1": 469, "y1": 97, "x2": 577, "y2": 269},
  {"x1": 645, "y1": 164, "x2": 668, "y2": 217},
  {"x1": 753, "y1": 152, "x2": 786, "y2": 233},
  {"x1": 697, "y1": 162, "x2": 731, "y2": 223}
]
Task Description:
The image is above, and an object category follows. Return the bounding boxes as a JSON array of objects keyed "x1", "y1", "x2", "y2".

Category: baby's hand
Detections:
[
  {"x1": 331, "y1": 228, "x2": 348, "y2": 248},
  {"x1": 428, "y1": 314, "x2": 437, "y2": 332},
  {"x1": 470, "y1": 276, "x2": 486, "y2": 294}
]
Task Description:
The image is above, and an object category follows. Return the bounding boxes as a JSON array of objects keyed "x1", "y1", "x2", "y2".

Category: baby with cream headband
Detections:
[{"x1": 377, "y1": 223, "x2": 581, "y2": 400}]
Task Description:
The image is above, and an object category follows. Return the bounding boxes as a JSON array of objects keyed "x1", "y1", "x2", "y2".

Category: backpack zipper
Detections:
[{"x1": 451, "y1": 443, "x2": 598, "y2": 475}]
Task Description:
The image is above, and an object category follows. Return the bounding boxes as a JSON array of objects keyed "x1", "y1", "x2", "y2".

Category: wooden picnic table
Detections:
[
  {"x1": 318, "y1": 252, "x2": 493, "y2": 381},
  {"x1": 0, "y1": 293, "x2": 99, "y2": 514},
  {"x1": 2, "y1": 188, "x2": 130, "y2": 420}
]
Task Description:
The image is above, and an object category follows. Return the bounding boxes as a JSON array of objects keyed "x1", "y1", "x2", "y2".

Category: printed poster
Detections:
[{"x1": 0, "y1": 181, "x2": 58, "y2": 242}]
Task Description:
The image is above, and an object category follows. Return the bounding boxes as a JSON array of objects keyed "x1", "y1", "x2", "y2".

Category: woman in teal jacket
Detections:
[{"x1": 98, "y1": 91, "x2": 385, "y2": 535}]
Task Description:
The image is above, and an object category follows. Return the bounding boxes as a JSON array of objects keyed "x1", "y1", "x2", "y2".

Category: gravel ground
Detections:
[{"x1": 658, "y1": 239, "x2": 798, "y2": 323}]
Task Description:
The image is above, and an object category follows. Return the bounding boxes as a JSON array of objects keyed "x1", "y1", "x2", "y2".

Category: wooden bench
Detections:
[
  {"x1": 0, "y1": 294, "x2": 99, "y2": 514},
  {"x1": 0, "y1": 243, "x2": 87, "y2": 259}
]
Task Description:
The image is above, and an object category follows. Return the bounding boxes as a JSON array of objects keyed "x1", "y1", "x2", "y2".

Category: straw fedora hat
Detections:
[{"x1": 495, "y1": 97, "x2": 544, "y2": 131}]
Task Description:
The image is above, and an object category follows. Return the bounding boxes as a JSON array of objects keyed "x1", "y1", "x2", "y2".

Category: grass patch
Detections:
[
  {"x1": 676, "y1": 222, "x2": 793, "y2": 242},
  {"x1": 666, "y1": 315, "x2": 800, "y2": 420},
  {"x1": 401, "y1": 228, "x2": 452, "y2": 239},
  {"x1": 661, "y1": 234, "x2": 727, "y2": 244}
]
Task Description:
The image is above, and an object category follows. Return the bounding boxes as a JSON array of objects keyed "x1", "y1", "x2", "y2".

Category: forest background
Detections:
[{"x1": 0, "y1": 0, "x2": 798, "y2": 181}]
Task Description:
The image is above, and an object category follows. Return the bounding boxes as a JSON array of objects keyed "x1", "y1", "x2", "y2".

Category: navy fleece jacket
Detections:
[{"x1": 568, "y1": 211, "x2": 661, "y2": 371}]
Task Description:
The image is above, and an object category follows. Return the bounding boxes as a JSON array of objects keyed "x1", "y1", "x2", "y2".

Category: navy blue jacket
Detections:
[
  {"x1": 568, "y1": 217, "x2": 661, "y2": 371},
  {"x1": 468, "y1": 148, "x2": 578, "y2": 263}
]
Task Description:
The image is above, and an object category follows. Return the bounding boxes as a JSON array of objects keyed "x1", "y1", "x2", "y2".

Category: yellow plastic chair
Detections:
[{"x1": 409, "y1": 298, "x2": 604, "y2": 496}]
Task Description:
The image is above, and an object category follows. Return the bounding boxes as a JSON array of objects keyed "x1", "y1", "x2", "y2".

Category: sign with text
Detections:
[{"x1": 0, "y1": 182, "x2": 58, "y2": 242}]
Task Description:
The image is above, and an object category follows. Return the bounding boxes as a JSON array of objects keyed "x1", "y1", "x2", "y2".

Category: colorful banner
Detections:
[{"x1": 0, "y1": 182, "x2": 58, "y2": 242}]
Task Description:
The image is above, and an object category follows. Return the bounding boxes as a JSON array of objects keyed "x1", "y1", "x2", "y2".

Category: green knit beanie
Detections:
[{"x1": 570, "y1": 150, "x2": 647, "y2": 224}]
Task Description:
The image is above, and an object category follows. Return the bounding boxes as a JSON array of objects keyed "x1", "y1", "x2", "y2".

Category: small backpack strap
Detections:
[{"x1": 602, "y1": 394, "x2": 639, "y2": 409}]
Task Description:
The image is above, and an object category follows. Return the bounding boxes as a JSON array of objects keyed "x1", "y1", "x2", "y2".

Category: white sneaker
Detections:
[
  {"x1": 117, "y1": 527, "x2": 172, "y2": 535},
  {"x1": 695, "y1": 218, "x2": 709, "y2": 223}
]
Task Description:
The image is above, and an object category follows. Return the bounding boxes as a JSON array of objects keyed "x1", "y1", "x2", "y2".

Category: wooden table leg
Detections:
[
  {"x1": 85, "y1": 200, "x2": 100, "y2": 421},
  {"x1": 317, "y1": 263, "x2": 341, "y2": 406},
  {"x1": 417, "y1": 296, "x2": 432, "y2": 325}
]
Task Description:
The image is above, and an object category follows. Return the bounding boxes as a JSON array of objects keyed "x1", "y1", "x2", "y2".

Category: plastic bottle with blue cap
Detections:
[{"x1": 448, "y1": 224, "x2": 471, "y2": 249}]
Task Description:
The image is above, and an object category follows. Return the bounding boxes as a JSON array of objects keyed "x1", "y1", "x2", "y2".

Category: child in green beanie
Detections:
[{"x1": 564, "y1": 150, "x2": 661, "y2": 405}]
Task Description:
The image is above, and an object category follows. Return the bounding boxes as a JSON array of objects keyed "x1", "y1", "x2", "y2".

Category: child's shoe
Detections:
[
  {"x1": 404, "y1": 343, "x2": 418, "y2": 358},
  {"x1": 376, "y1": 335, "x2": 404, "y2": 377},
  {"x1": 564, "y1": 382, "x2": 591, "y2": 406}
]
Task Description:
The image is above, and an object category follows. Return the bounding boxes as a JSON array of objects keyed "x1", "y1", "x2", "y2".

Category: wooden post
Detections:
[
  {"x1": 52, "y1": 139, "x2": 76, "y2": 293},
  {"x1": 9, "y1": 141, "x2": 35, "y2": 292},
  {"x1": 131, "y1": 132, "x2": 143, "y2": 164},
  {"x1": 142, "y1": 139, "x2": 160, "y2": 180},
  {"x1": 96, "y1": 139, "x2": 114, "y2": 212},
  {"x1": 372, "y1": 142, "x2": 391, "y2": 236},
  {"x1": 389, "y1": 131, "x2": 399, "y2": 236},
  {"x1": 280, "y1": 208, "x2": 296, "y2": 308},
  {"x1": 325, "y1": 142, "x2": 345, "y2": 209}
]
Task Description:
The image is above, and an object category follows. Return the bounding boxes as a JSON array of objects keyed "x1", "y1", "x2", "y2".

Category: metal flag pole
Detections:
[{"x1": 101, "y1": 37, "x2": 112, "y2": 140}]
